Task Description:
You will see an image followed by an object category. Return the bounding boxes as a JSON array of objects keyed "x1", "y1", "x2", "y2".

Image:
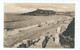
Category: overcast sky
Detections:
[{"x1": 4, "y1": 3, "x2": 75, "y2": 13}]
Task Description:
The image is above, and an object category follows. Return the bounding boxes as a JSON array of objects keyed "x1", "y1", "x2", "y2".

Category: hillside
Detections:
[{"x1": 21, "y1": 9, "x2": 56, "y2": 16}]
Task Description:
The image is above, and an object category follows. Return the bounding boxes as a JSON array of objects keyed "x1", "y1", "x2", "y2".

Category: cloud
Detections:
[
  {"x1": 4, "y1": 3, "x2": 75, "y2": 13},
  {"x1": 4, "y1": 3, "x2": 36, "y2": 13}
]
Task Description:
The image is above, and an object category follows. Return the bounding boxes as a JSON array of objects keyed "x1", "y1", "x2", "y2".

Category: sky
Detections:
[{"x1": 4, "y1": 3, "x2": 75, "y2": 13}]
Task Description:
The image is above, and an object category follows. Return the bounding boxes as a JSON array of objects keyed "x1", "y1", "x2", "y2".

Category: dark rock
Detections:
[
  {"x1": 42, "y1": 36, "x2": 50, "y2": 48},
  {"x1": 17, "y1": 43, "x2": 26, "y2": 48},
  {"x1": 6, "y1": 28, "x2": 14, "y2": 31}
]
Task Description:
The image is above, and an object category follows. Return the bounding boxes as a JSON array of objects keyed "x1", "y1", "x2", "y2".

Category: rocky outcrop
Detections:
[
  {"x1": 62, "y1": 18, "x2": 75, "y2": 38},
  {"x1": 59, "y1": 18, "x2": 75, "y2": 48},
  {"x1": 21, "y1": 9, "x2": 56, "y2": 16},
  {"x1": 42, "y1": 36, "x2": 49, "y2": 48},
  {"x1": 13, "y1": 36, "x2": 50, "y2": 48}
]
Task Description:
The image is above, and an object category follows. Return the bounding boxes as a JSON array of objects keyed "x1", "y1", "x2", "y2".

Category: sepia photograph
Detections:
[{"x1": 4, "y1": 3, "x2": 75, "y2": 48}]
